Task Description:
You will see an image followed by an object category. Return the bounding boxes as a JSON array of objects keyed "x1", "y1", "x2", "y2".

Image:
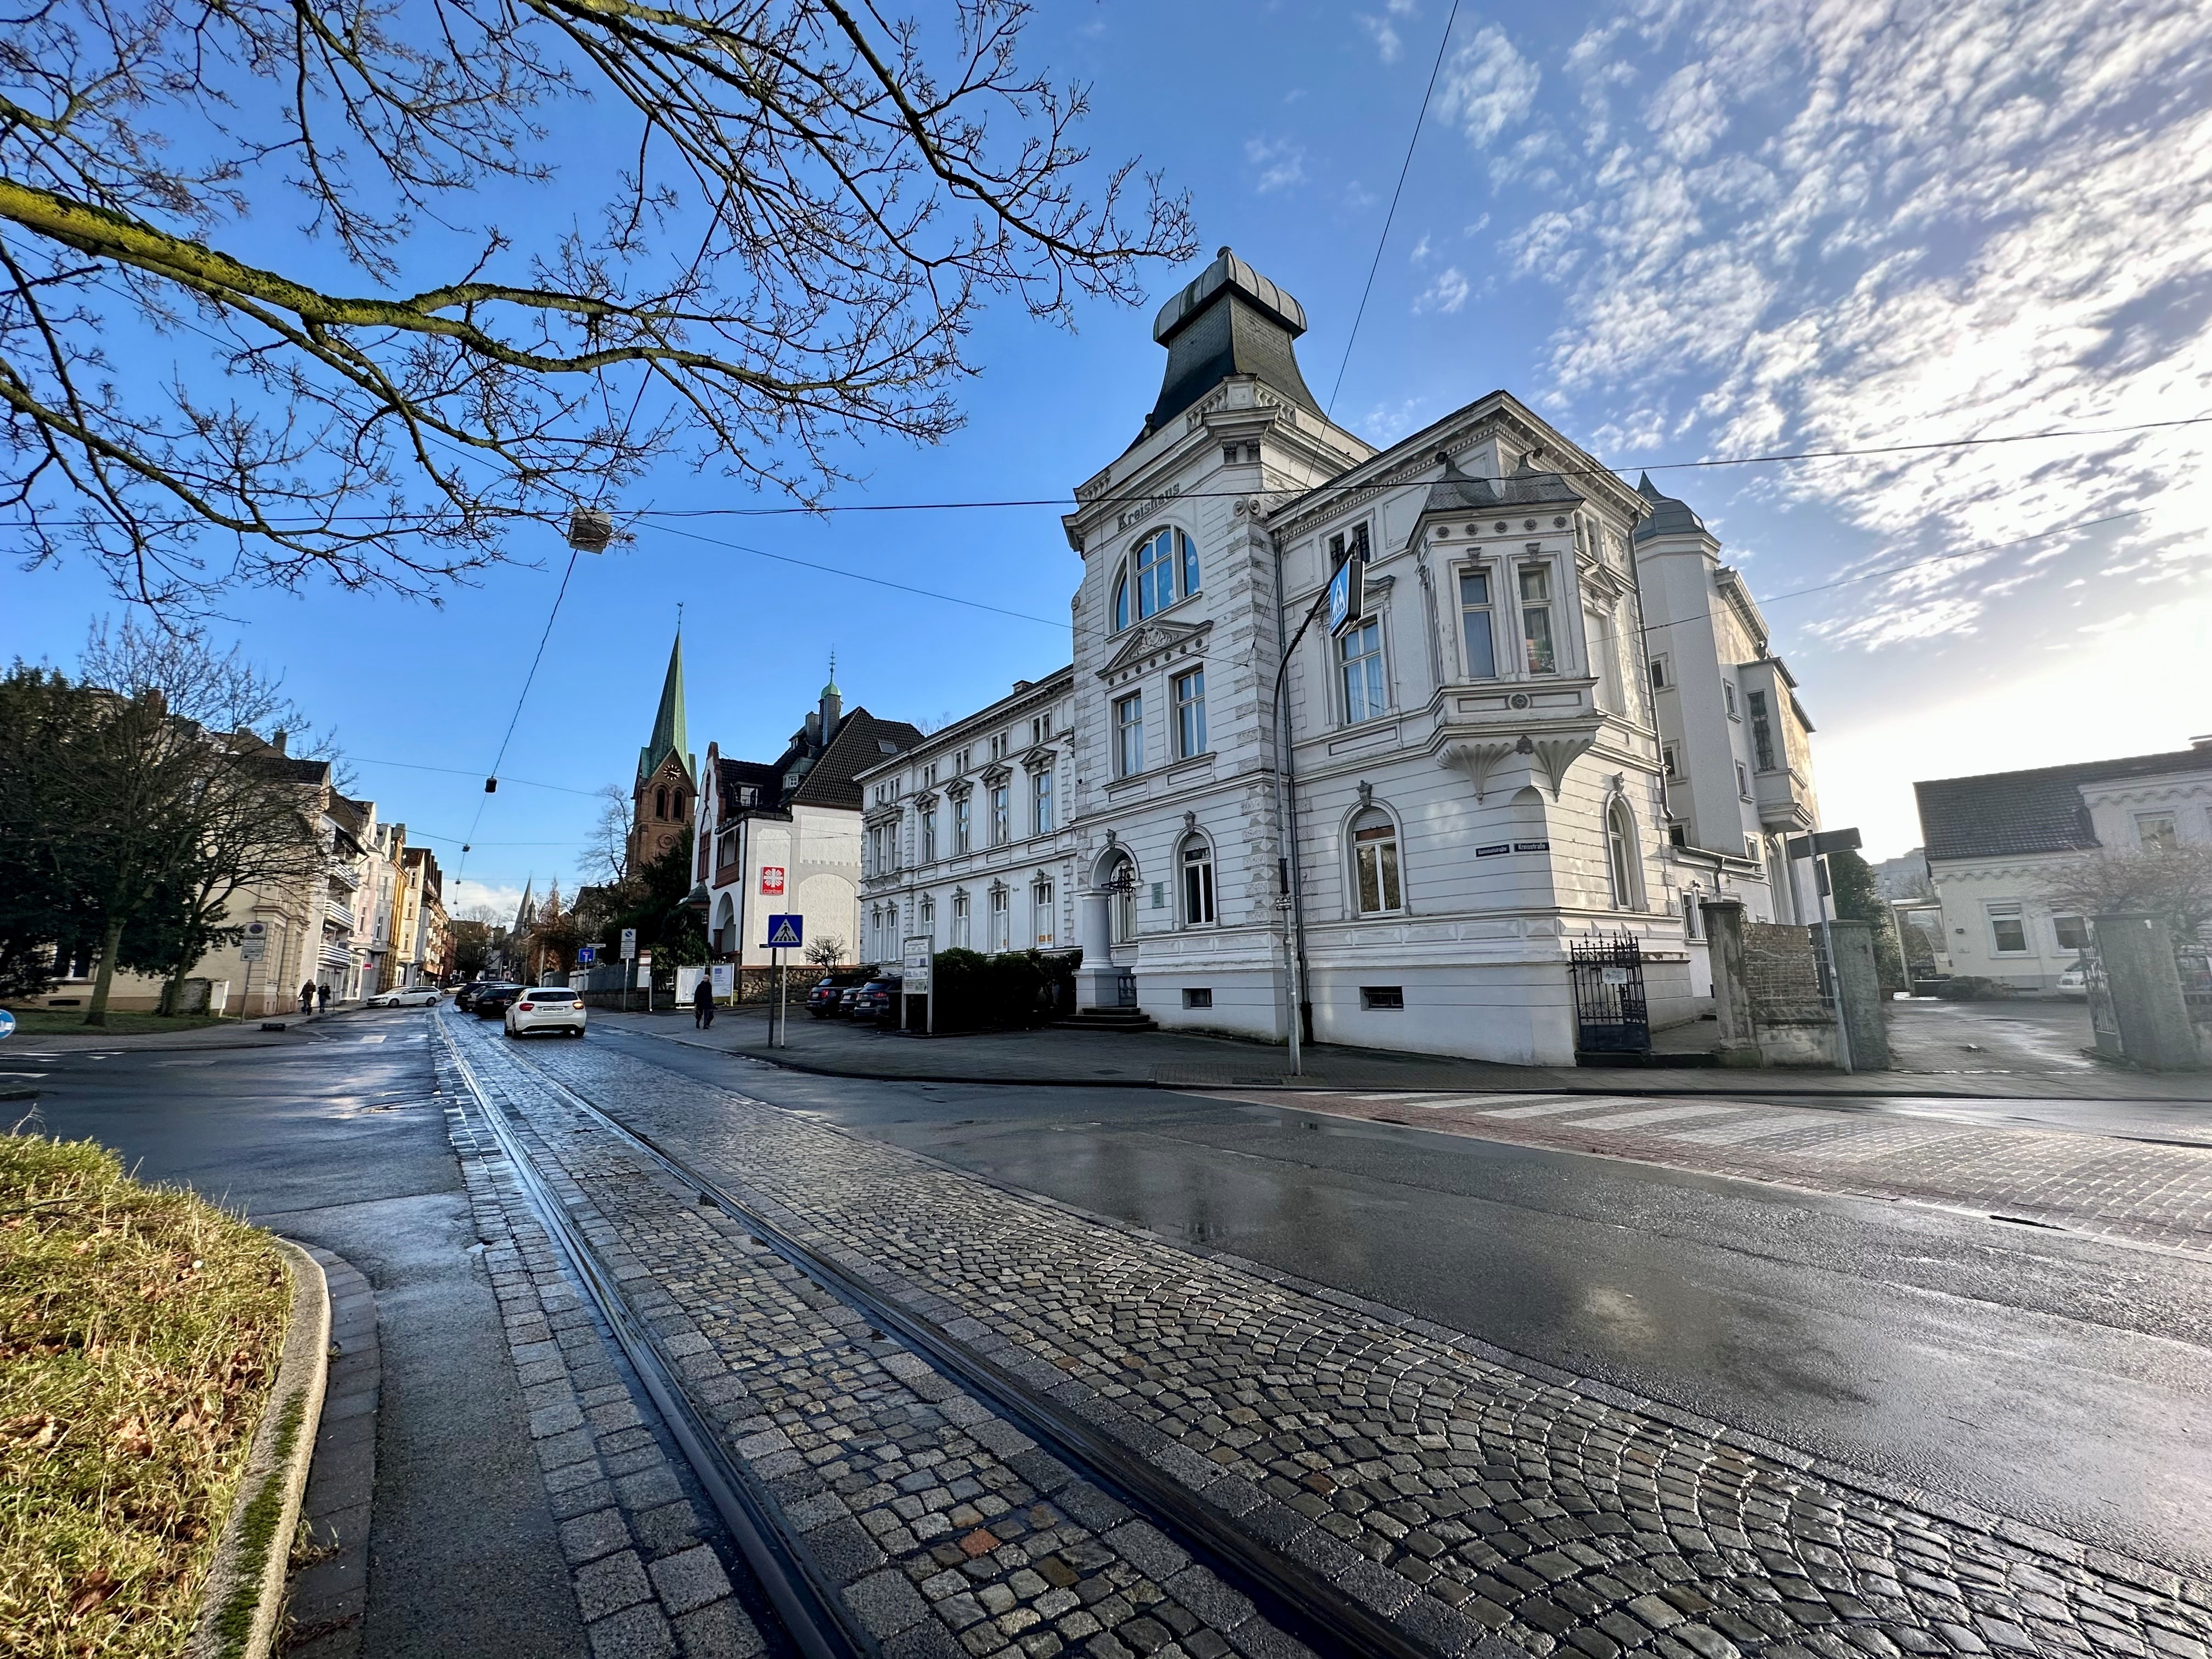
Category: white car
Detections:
[
  {"x1": 368, "y1": 985, "x2": 442, "y2": 1007},
  {"x1": 2055, "y1": 963, "x2": 2090, "y2": 997},
  {"x1": 506, "y1": 986, "x2": 587, "y2": 1039}
]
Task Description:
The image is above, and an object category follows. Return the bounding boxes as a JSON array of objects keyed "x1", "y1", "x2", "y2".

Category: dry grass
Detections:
[
  {"x1": 1, "y1": 1012, "x2": 232, "y2": 1037},
  {"x1": 0, "y1": 1133, "x2": 290, "y2": 1657}
]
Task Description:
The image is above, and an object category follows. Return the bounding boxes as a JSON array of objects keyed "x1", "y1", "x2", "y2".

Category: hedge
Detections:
[{"x1": 929, "y1": 948, "x2": 1080, "y2": 1031}]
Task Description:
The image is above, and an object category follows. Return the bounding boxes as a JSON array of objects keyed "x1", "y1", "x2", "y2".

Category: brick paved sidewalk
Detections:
[
  {"x1": 591, "y1": 1007, "x2": 2212, "y2": 1104},
  {"x1": 499, "y1": 1026, "x2": 2212, "y2": 1659},
  {"x1": 1197, "y1": 1090, "x2": 2212, "y2": 1256},
  {"x1": 447, "y1": 1020, "x2": 1318, "y2": 1659}
]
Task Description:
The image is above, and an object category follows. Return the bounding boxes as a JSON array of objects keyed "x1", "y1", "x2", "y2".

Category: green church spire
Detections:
[{"x1": 637, "y1": 625, "x2": 690, "y2": 785}]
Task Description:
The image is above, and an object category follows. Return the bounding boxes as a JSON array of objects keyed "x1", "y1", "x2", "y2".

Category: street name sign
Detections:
[{"x1": 765, "y1": 914, "x2": 803, "y2": 949}]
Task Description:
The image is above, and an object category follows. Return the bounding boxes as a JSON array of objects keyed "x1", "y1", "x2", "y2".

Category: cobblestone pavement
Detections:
[
  {"x1": 471, "y1": 1021, "x2": 2212, "y2": 1659},
  {"x1": 437, "y1": 1058, "x2": 776, "y2": 1659},
  {"x1": 1189, "y1": 1091, "x2": 2212, "y2": 1256},
  {"x1": 443, "y1": 1021, "x2": 1315, "y2": 1659}
]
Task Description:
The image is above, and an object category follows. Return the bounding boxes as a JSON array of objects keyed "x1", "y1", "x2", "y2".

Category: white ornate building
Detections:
[{"x1": 855, "y1": 247, "x2": 1790, "y2": 1063}]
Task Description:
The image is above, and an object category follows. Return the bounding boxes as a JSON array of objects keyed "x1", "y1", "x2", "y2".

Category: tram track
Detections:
[{"x1": 442, "y1": 1015, "x2": 1473, "y2": 1659}]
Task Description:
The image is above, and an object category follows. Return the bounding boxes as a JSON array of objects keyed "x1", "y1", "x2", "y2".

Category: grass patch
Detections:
[
  {"x1": 1, "y1": 1011, "x2": 234, "y2": 1037},
  {"x1": 0, "y1": 1133, "x2": 290, "y2": 1657}
]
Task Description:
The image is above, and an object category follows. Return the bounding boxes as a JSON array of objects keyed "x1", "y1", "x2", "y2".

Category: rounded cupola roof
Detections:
[{"x1": 1152, "y1": 247, "x2": 1308, "y2": 344}]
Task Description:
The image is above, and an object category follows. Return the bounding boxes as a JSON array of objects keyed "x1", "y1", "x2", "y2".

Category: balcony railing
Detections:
[{"x1": 324, "y1": 899, "x2": 357, "y2": 933}]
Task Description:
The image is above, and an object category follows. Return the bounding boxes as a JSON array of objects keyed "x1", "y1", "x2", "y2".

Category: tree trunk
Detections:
[
  {"x1": 159, "y1": 953, "x2": 194, "y2": 1017},
  {"x1": 84, "y1": 913, "x2": 126, "y2": 1025}
]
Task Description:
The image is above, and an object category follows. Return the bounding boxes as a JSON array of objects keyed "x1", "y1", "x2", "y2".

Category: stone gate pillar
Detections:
[
  {"x1": 2092, "y1": 914, "x2": 2204, "y2": 1071},
  {"x1": 1699, "y1": 898, "x2": 1760, "y2": 1066},
  {"x1": 1826, "y1": 920, "x2": 1891, "y2": 1071}
]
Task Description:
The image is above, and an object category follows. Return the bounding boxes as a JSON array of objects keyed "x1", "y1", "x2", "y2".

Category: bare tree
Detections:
[
  {"x1": 2040, "y1": 848, "x2": 2212, "y2": 950},
  {"x1": 582, "y1": 784, "x2": 635, "y2": 890},
  {"x1": 805, "y1": 933, "x2": 845, "y2": 968},
  {"x1": 2, "y1": 0, "x2": 1194, "y2": 611}
]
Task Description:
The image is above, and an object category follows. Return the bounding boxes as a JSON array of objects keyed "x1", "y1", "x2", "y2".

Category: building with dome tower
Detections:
[{"x1": 850, "y1": 245, "x2": 1829, "y2": 1063}]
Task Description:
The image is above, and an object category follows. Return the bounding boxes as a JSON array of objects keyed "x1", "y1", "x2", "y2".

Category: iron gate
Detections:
[
  {"x1": 2084, "y1": 944, "x2": 2124, "y2": 1061},
  {"x1": 1570, "y1": 933, "x2": 1650, "y2": 1054}
]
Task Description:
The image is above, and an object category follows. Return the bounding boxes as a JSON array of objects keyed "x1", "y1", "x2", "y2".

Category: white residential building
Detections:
[
  {"x1": 1915, "y1": 738, "x2": 2212, "y2": 991},
  {"x1": 854, "y1": 671, "x2": 1077, "y2": 968},
  {"x1": 866, "y1": 247, "x2": 1729, "y2": 1064},
  {"x1": 1630, "y1": 475, "x2": 1824, "y2": 991},
  {"x1": 693, "y1": 681, "x2": 921, "y2": 968}
]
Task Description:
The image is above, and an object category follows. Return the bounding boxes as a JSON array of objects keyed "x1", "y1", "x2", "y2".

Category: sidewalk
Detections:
[
  {"x1": 591, "y1": 1002, "x2": 2212, "y2": 1102},
  {"x1": 2, "y1": 1002, "x2": 382, "y2": 1052}
]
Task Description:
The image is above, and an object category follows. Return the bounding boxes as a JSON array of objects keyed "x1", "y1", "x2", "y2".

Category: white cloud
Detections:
[
  {"x1": 1414, "y1": 267, "x2": 1470, "y2": 314},
  {"x1": 1244, "y1": 136, "x2": 1308, "y2": 194},
  {"x1": 1436, "y1": 25, "x2": 1541, "y2": 149},
  {"x1": 451, "y1": 879, "x2": 525, "y2": 919},
  {"x1": 1358, "y1": 0, "x2": 1419, "y2": 64},
  {"x1": 1482, "y1": 0, "x2": 2212, "y2": 650}
]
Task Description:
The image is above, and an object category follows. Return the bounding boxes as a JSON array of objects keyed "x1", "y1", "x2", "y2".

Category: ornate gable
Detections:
[{"x1": 1097, "y1": 617, "x2": 1212, "y2": 685}]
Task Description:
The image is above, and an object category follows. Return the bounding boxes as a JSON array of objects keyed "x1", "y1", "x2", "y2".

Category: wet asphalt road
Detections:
[{"x1": 12, "y1": 1007, "x2": 2212, "y2": 1595}]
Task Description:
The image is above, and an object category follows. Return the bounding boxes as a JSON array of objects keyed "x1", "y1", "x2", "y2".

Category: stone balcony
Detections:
[{"x1": 1753, "y1": 765, "x2": 1816, "y2": 831}]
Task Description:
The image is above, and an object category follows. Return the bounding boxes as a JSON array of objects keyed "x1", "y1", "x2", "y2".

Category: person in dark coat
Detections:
[
  {"x1": 299, "y1": 981, "x2": 316, "y2": 1014},
  {"x1": 692, "y1": 976, "x2": 715, "y2": 1029},
  {"x1": 317, "y1": 983, "x2": 331, "y2": 1012}
]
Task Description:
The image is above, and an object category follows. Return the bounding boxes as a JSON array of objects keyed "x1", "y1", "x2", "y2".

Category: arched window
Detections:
[
  {"x1": 672, "y1": 792, "x2": 686, "y2": 821},
  {"x1": 1350, "y1": 806, "x2": 1402, "y2": 915},
  {"x1": 1179, "y1": 836, "x2": 1215, "y2": 926},
  {"x1": 1607, "y1": 799, "x2": 1640, "y2": 909},
  {"x1": 655, "y1": 786, "x2": 668, "y2": 819},
  {"x1": 1115, "y1": 528, "x2": 1198, "y2": 630}
]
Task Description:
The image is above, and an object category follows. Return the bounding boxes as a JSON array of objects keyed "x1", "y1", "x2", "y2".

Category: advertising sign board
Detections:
[{"x1": 901, "y1": 936, "x2": 933, "y2": 994}]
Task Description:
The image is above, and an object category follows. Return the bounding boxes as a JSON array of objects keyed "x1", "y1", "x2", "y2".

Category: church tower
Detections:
[{"x1": 627, "y1": 627, "x2": 697, "y2": 877}]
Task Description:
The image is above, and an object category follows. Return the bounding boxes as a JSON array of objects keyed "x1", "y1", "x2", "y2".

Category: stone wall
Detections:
[{"x1": 1743, "y1": 922, "x2": 1829, "y2": 1023}]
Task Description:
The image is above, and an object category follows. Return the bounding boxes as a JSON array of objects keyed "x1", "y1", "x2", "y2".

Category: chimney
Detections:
[
  {"x1": 271, "y1": 728, "x2": 288, "y2": 754},
  {"x1": 805, "y1": 710, "x2": 821, "y2": 745}
]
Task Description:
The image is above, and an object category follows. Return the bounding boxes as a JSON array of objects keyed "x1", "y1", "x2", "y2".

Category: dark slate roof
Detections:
[
  {"x1": 1145, "y1": 246, "x2": 1321, "y2": 432},
  {"x1": 1632, "y1": 472, "x2": 1707, "y2": 541},
  {"x1": 1914, "y1": 746, "x2": 2212, "y2": 861},
  {"x1": 1421, "y1": 450, "x2": 1583, "y2": 517},
  {"x1": 712, "y1": 754, "x2": 784, "y2": 817},
  {"x1": 786, "y1": 709, "x2": 923, "y2": 811}
]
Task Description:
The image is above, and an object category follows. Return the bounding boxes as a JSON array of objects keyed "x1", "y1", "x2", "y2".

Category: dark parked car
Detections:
[
  {"x1": 471, "y1": 983, "x2": 525, "y2": 1019},
  {"x1": 849, "y1": 978, "x2": 902, "y2": 1023},
  {"x1": 455, "y1": 980, "x2": 507, "y2": 1012},
  {"x1": 807, "y1": 972, "x2": 869, "y2": 1018}
]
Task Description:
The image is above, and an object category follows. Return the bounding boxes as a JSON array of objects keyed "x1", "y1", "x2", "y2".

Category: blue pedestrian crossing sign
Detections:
[{"x1": 765, "y1": 914, "x2": 803, "y2": 949}]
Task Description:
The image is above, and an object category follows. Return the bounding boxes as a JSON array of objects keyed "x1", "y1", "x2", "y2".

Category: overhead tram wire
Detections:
[
  {"x1": 452, "y1": 545, "x2": 583, "y2": 888},
  {"x1": 647, "y1": 522, "x2": 1064, "y2": 628},
  {"x1": 1326, "y1": 0, "x2": 1463, "y2": 419},
  {"x1": 346, "y1": 755, "x2": 603, "y2": 797}
]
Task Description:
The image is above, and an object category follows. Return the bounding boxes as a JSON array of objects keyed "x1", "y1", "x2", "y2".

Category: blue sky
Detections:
[{"x1": 7, "y1": 0, "x2": 2209, "y2": 912}]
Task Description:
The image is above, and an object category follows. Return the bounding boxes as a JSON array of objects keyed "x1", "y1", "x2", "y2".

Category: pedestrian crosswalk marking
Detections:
[
  {"x1": 1570, "y1": 1104, "x2": 1740, "y2": 1130},
  {"x1": 1479, "y1": 1097, "x2": 1639, "y2": 1119},
  {"x1": 1668, "y1": 1114, "x2": 1828, "y2": 1144}
]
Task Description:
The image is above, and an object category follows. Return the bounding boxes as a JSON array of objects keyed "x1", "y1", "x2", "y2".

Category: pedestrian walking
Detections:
[
  {"x1": 692, "y1": 976, "x2": 715, "y2": 1030},
  {"x1": 299, "y1": 981, "x2": 315, "y2": 1014},
  {"x1": 317, "y1": 983, "x2": 331, "y2": 1012}
]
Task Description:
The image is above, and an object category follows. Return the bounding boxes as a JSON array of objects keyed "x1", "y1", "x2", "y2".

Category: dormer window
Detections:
[{"x1": 1113, "y1": 528, "x2": 1200, "y2": 630}]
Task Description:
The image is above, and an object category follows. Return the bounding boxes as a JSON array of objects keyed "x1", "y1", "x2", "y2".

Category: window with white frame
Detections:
[
  {"x1": 1518, "y1": 565, "x2": 1556, "y2": 674},
  {"x1": 1723, "y1": 680, "x2": 1740, "y2": 719},
  {"x1": 1735, "y1": 761, "x2": 1751, "y2": 799},
  {"x1": 1033, "y1": 767, "x2": 1053, "y2": 834},
  {"x1": 1179, "y1": 837, "x2": 1215, "y2": 926},
  {"x1": 2138, "y1": 812, "x2": 2181, "y2": 851},
  {"x1": 953, "y1": 747, "x2": 970, "y2": 774},
  {"x1": 1988, "y1": 902, "x2": 2029, "y2": 954},
  {"x1": 1339, "y1": 620, "x2": 1385, "y2": 724},
  {"x1": 921, "y1": 807, "x2": 938, "y2": 863},
  {"x1": 1114, "y1": 693, "x2": 1144, "y2": 777},
  {"x1": 1606, "y1": 800, "x2": 1640, "y2": 909},
  {"x1": 1174, "y1": 668, "x2": 1207, "y2": 759},
  {"x1": 1661, "y1": 744, "x2": 1679, "y2": 780},
  {"x1": 2053, "y1": 914, "x2": 2090, "y2": 952},
  {"x1": 1649, "y1": 656, "x2": 1669, "y2": 690},
  {"x1": 1113, "y1": 528, "x2": 1200, "y2": 629},
  {"x1": 1031, "y1": 715, "x2": 1049, "y2": 746},
  {"x1": 951, "y1": 890, "x2": 970, "y2": 948},
  {"x1": 989, "y1": 885, "x2": 1011, "y2": 951},
  {"x1": 923, "y1": 761, "x2": 938, "y2": 788},
  {"x1": 990, "y1": 731, "x2": 1008, "y2": 761},
  {"x1": 991, "y1": 783, "x2": 1009, "y2": 845},
  {"x1": 954, "y1": 795, "x2": 971, "y2": 854},
  {"x1": 1032, "y1": 877, "x2": 1055, "y2": 946},
  {"x1": 1458, "y1": 569, "x2": 1497, "y2": 679},
  {"x1": 1350, "y1": 806, "x2": 1402, "y2": 915}
]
